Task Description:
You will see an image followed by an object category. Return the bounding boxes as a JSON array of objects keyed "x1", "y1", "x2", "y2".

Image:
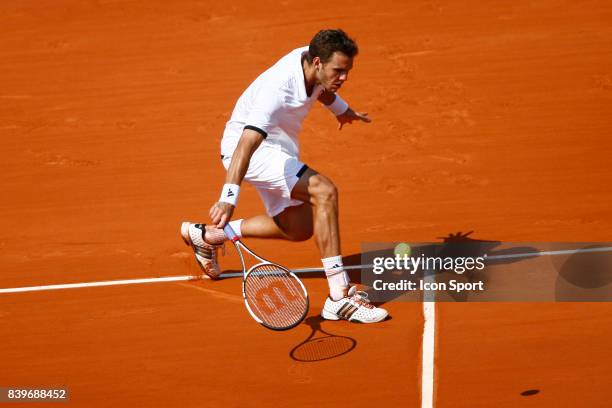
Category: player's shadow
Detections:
[{"x1": 289, "y1": 316, "x2": 357, "y2": 362}]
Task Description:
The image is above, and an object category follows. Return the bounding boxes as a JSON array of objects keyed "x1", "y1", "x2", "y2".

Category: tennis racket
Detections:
[{"x1": 223, "y1": 224, "x2": 309, "y2": 331}]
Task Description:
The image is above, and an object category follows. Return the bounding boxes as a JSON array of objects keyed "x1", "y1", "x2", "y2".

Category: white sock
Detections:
[
  {"x1": 228, "y1": 219, "x2": 243, "y2": 238},
  {"x1": 322, "y1": 255, "x2": 349, "y2": 301}
]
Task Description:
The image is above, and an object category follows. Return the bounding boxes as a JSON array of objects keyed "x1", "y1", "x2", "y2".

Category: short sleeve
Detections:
[{"x1": 244, "y1": 86, "x2": 283, "y2": 138}]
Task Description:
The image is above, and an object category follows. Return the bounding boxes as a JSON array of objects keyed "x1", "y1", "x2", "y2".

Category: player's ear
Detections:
[{"x1": 312, "y1": 56, "x2": 322, "y2": 69}]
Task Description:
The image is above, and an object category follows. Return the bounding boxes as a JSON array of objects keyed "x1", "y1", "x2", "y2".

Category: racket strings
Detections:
[
  {"x1": 246, "y1": 266, "x2": 305, "y2": 326},
  {"x1": 245, "y1": 264, "x2": 307, "y2": 329}
]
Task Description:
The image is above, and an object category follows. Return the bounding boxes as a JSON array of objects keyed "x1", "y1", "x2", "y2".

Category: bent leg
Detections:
[
  {"x1": 240, "y1": 203, "x2": 313, "y2": 242},
  {"x1": 291, "y1": 168, "x2": 349, "y2": 300},
  {"x1": 291, "y1": 168, "x2": 340, "y2": 258}
]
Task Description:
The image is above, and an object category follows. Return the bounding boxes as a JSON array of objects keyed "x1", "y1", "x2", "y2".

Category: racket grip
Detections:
[{"x1": 223, "y1": 224, "x2": 240, "y2": 242}]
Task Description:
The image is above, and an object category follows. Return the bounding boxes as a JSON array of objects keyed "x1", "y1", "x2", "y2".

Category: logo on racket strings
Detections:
[{"x1": 255, "y1": 282, "x2": 300, "y2": 314}]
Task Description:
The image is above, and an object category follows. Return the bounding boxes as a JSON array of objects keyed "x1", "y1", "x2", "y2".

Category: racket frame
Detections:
[{"x1": 224, "y1": 224, "x2": 309, "y2": 331}]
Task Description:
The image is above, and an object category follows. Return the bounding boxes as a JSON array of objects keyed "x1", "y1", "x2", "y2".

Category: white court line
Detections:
[
  {"x1": 421, "y1": 268, "x2": 437, "y2": 408},
  {"x1": 0, "y1": 276, "x2": 199, "y2": 294},
  {"x1": 1, "y1": 246, "x2": 611, "y2": 294},
  {"x1": 422, "y1": 303, "x2": 436, "y2": 407},
  {"x1": 0, "y1": 265, "x2": 363, "y2": 293},
  {"x1": 2, "y1": 246, "x2": 612, "y2": 408},
  {"x1": 418, "y1": 245, "x2": 612, "y2": 408}
]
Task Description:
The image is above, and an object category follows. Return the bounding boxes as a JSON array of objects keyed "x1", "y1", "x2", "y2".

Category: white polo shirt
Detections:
[{"x1": 221, "y1": 46, "x2": 323, "y2": 159}]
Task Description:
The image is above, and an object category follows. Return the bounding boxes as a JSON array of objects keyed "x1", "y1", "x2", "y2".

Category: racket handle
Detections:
[{"x1": 223, "y1": 224, "x2": 240, "y2": 242}]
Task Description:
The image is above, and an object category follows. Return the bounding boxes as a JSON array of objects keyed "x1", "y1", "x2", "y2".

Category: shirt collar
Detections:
[{"x1": 294, "y1": 46, "x2": 310, "y2": 101}]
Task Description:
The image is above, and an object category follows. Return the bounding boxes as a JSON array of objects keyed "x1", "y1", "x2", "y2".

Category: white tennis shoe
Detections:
[
  {"x1": 321, "y1": 286, "x2": 388, "y2": 323},
  {"x1": 180, "y1": 222, "x2": 225, "y2": 279}
]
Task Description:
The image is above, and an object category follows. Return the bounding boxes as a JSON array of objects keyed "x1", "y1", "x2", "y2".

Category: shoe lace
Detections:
[{"x1": 351, "y1": 290, "x2": 374, "y2": 309}]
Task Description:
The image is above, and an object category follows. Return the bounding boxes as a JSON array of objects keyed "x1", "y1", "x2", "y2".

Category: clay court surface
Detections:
[{"x1": 2, "y1": 1, "x2": 612, "y2": 406}]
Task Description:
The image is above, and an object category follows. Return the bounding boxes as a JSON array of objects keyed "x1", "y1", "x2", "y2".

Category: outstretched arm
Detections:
[
  {"x1": 209, "y1": 128, "x2": 264, "y2": 228},
  {"x1": 318, "y1": 90, "x2": 371, "y2": 130}
]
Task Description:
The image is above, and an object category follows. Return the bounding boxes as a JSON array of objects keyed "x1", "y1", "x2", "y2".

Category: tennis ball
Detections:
[{"x1": 394, "y1": 242, "x2": 412, "y2": 257}]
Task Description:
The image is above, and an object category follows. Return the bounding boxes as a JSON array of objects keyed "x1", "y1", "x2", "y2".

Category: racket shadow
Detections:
[{"x1": 289, "y1": 316, "x2": 357, "y2": 362}]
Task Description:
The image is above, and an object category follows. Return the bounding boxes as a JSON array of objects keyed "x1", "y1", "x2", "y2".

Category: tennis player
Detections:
[{"x1": 182, "y1": 29, "x2": 388, "y2": 323}]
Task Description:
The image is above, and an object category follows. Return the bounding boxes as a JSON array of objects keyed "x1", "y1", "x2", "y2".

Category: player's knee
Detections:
[{"x1": 311, "y1": 175, "x2": 338, "y2": 206}]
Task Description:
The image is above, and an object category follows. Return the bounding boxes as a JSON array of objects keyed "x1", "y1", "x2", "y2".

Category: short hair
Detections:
[{"x1": 307, "y1": 29, "x2": 358, "y2": 64}]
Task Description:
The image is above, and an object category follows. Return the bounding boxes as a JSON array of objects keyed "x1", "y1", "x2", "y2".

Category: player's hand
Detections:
[
  {"x1": 337, "y1": 108, "x2": 371, "y2": 130},
  {"x1": 209, "y1": 201, "x2": 235, "y2": 228}
]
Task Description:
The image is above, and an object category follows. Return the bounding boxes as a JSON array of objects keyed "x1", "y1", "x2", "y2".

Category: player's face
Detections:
[{"x1": 316, "y1": 52, "x2": 353, "y2": 93}]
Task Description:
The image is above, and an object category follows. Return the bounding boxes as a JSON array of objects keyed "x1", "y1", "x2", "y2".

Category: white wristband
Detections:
[
  {"x1": 219, "y1": 183, "x2": 240, "y2": 206},
  {"x1": 326, "y1": 94, "x2": 349, "y2": 116}
]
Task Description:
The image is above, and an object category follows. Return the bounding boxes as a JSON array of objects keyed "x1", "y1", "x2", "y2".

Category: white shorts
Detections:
[{"x1": 222, "y1": 145, "x2": 308, "y2": 217}]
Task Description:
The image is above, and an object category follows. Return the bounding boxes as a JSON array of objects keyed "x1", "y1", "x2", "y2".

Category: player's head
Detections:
[{"x1": 307, "y1": 29, "x2": 358, "y2": 92}]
